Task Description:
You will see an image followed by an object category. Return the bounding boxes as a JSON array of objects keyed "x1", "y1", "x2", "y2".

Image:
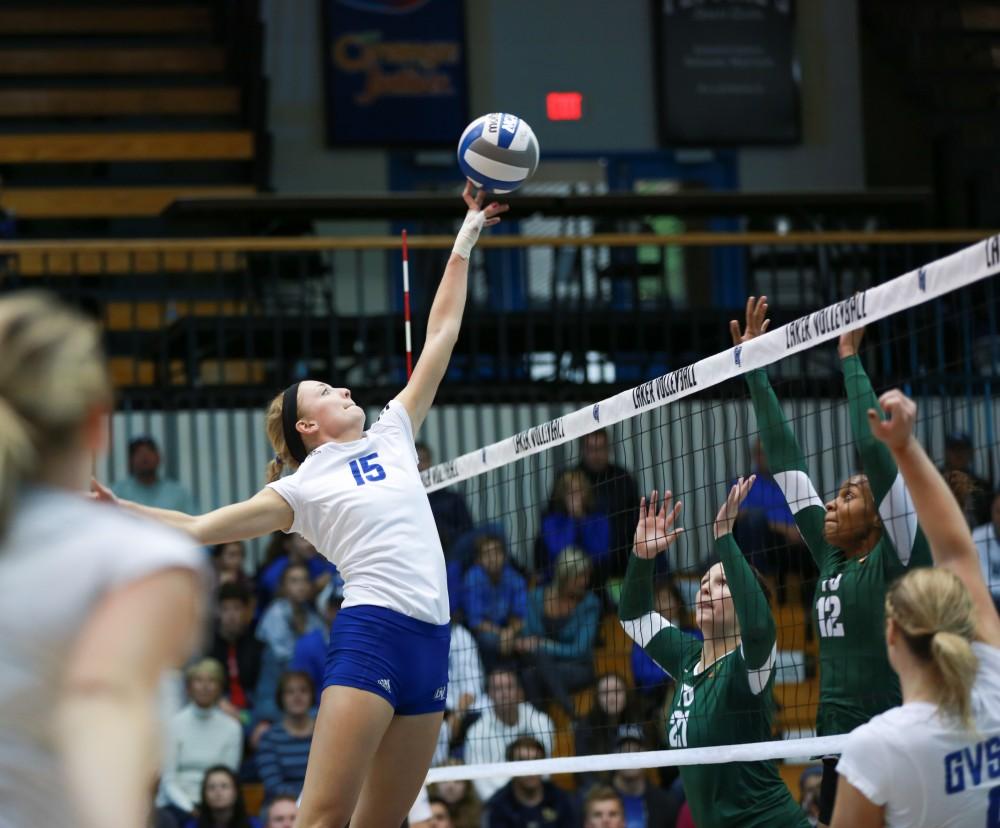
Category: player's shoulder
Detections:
[
  {"x1": 848, "y1": 703, "x2": 932, "y2": 753},
  {"x1": 370, "y1": 398, "x2": 415, "y2": 437},
  {"x1": 11, "y1": 489, "x2": 203, "y2": 577}
]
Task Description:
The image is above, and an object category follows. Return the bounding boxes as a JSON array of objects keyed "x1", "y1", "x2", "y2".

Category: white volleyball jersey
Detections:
[
  {"x1": 268, "y1": 399, "x2": 450, "y2": 625},
  {"x1": 837, "y1": 641, "x2": 1000, "y2": 827},
  {"x1": 0, "y1": 488, "x2": 204, "y2": 828}
]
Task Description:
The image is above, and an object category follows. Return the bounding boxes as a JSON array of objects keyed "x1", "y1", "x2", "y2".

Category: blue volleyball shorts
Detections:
[{"x1": 322, "y1": 604, "x2": 450, "y2": 715}]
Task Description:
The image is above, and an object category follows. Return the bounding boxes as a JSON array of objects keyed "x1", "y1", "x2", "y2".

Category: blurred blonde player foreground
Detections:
[
  {"x1": 93, "y1": 184, "x2": 508, "y2": 828},
  {"x1": 0, "y1": 293, "x2": 205, "y2": 828}
]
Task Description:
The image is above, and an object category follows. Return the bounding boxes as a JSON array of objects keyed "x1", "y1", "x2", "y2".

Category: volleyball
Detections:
[{"x1": 456, "y1": 112, "x2": 540, "y2": 194}]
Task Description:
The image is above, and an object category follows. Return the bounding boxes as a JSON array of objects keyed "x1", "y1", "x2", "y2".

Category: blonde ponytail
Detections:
[
  {"x1": 0, "y1": 292, "x2": 112, "y2": 539},
  {"x1": 0, "y1": 397, "x2": 36, "y2": 536},
  {"x1": 264, "y1": 391, "x2": 296, "y2": 483},
  {"x1": 930, "y1": 630, "x2": 979, "y2": 730},
  {"x1": 886, "y1": 568, "x2": 979, "y2": 729}
]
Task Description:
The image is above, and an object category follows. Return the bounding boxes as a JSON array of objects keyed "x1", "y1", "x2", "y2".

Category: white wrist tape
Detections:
[{"x1": 452, "y1": 209, "x2": 487, "y2": 259}]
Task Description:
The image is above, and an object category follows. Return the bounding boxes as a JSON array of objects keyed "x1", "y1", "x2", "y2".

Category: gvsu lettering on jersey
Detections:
[
  {"x1": 513, "y1": 417, "x2": 565, "y2": 455},
  {"x1": 631, "y1": 365, "x2": 698, "y2": 410},
  {"x1": 944, "y1": 735, "x2": 1000, "y2": 794}
]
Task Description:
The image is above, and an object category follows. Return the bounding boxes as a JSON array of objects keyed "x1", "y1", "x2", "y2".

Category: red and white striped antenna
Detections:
[{"x1": 402, "y1": 229, "x2": 413, "y2": 380}]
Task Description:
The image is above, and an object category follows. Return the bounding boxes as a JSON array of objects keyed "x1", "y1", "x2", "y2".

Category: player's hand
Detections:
[
  {"x1": 90, "y1": 477, "x2": 119, "y2": 505},
  {"x1": 714, "y1": 475, "x2": 756, "y2": 539},
  {"x1": 453, "y1": 181, "x2": 509, "y2": 258},
  {"x1": 729, "y1": 296, "x2": 770, "y2": 346},
  {"x1": 633, "y1": 490, "x2": 684, "y2": 560},
  {"x1": 461, "y1": 180, "x2": 509, "y2": 227},
  {"x1": 868, "y1": 389, "x2": 917, "y2": 451},
  {"x1": 838, "y1": 326, "x2": 865, "y2": 359}
]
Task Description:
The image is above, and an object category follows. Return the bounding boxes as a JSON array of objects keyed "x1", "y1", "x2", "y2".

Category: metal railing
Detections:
[{"x1": 0, "y1": 229, "x2": 994, "y2": 409}]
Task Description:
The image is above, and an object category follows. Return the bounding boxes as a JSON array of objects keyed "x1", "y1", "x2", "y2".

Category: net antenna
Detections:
[{"x1": 402, "y1": 228, "x2": 413, "y2": 380}]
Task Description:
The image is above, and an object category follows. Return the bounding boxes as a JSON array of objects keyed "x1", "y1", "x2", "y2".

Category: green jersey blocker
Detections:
[
  {"x1": 747, "y1": 355, "x2": 931, "y2": 735},
  {"x1": 620, "y1": 535, "x2": 808, "y2": 828}
]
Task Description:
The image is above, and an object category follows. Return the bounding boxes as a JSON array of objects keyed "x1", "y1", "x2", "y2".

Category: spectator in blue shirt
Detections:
[
  {"x1": 732, "y1": 438, "x2": 813, "y2": 602},
  {"x1": 289, "y1": 579, "x2": 343, "y2": 692},
  {"x1": 255, "y1": 671, "x2": 316, "y2": 801},
  {"x1": 538, "y1": 470, "x2": 611, "y2": 583},
  {"x1": 608, "y1": 726, "x2": 679, "y2": 828},
  {"x1": 577, "y1": 429, "x2": 640, "y2": 579},
  {"x1": 112, "y1": 435, "x2": 194, "y2": 513},
  {"x1": 516, "y1": 547, "x2": 600, "y2": 716},
  {"x1": 462, "y1": 533, "x2": 527, "y2": 672},
  {"x1": 417, "y1": 442, "x2": 474, "y2": 556},
  {"x1": 252, "y1": 564, "x2": 326, "y2": 736},
  {"x1": 256, "y1": 533, "x2": 338, "y2": 607},
  {"x1": 483, "y1": 737, "x2": 576, "y2": 828}
]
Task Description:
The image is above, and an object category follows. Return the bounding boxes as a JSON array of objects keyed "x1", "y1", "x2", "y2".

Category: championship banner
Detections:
[{"x1": 321, "y1": 0, "x2": 469, "y2": 146}]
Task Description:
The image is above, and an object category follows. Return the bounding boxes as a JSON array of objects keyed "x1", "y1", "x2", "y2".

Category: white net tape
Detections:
[
  {"x1": 420, "y1": 234, "x2": 1000, "y2": 782},
  {"x1": 423, "y1": 235, "x2": 1000, "y2": 492}
]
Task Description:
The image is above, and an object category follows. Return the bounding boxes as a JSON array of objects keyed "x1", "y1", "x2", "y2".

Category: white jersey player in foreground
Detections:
[
  {"x1": 94, "y1": 183, "x2": 508, "y2": 828},
  {"x1": 0, "y1": 293, "x2": 205, "y2": 828},
  {"x1": 832, "y1": 389, "x2": 1000, "y2": 828}
]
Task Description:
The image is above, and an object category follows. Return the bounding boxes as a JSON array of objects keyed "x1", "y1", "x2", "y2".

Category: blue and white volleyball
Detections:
[{"x1": 457, "y1": 113, "x2": 540, "y2": 194}]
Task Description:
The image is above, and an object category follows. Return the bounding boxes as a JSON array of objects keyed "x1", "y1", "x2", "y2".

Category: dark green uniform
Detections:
[
  {"x1": 747, "y1": 355, "x2": 932, "y2": 735},
  {"x1": 620, "y1": 535, "x2": 808, "y2": 828}
]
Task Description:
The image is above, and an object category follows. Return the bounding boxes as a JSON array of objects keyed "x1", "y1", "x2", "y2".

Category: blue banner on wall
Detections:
[{"x1": 322, "y1": 0, "x2": 468, "y2": 146}]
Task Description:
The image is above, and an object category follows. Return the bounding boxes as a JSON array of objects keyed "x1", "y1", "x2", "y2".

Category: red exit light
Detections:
[{"x1": 546, "y1": 92, "x2": 582, "y2": 121}]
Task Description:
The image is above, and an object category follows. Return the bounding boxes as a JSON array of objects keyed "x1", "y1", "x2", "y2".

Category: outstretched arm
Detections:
[
  {"x1": 839, "y1": 328, "x2": 897, "y2": 501},
  {"x1": 714, "y1": 476, "x2": 777, "y2": 680},
  {"x1": 619, "y1": 491, "x2": 697, "y2": 679},
  {"x1": 733, "y1": 297, "x2": 830, "y2": 565},
  {"x1": 395, "y1": 183, "x2": 508, "y2": 433},
  {"x1": 869, "y1": 390, "x2": 1000, "y2": 647},
  {"x1": 839, "y1": 329, "x2": 925, "y2": 566},
  {"x1": 92, "y1": 481, "x2": 292, "y2": 545}
]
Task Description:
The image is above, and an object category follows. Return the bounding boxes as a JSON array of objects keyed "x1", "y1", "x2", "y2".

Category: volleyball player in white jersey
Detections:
[
  {"x1": 93, "y1": 183, "x2": 508, "y2": 828},
  {"x1": 0, "y1": 294, "x2": 205, "y2": 828},
  {"x1": 831, "y1": 389, "x2": 1000, "y2": 828}
]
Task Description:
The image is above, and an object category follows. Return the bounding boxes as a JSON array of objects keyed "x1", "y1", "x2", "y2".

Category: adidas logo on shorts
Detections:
[
  {"x1": 433, "y1": 686, "x2": 447, "y2": 701},
  {"x1": 378, "y1": 678, "x2": 392, "y2": 693}
]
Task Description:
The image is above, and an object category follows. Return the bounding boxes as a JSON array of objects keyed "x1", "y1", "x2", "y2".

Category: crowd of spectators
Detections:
[{"x1": 139, "y1": 423, "x2": 999, "y2": 828}]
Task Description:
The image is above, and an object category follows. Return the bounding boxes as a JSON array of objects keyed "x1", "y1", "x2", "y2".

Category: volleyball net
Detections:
[{"x1": 420, "y1": 234, "x2": 1000, "y2": 788}]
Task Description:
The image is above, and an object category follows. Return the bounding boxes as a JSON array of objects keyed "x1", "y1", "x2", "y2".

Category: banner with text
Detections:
[{"x1": 322, "y1": 0, "x2": 468, "y2": 146}]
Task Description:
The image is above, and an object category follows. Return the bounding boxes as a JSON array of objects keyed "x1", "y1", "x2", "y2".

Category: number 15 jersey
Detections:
[{"x1": 268, "y1": 400, "x2": 450, "y2": 625}]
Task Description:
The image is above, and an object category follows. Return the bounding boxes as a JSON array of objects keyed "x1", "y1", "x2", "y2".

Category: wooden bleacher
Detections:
[
  {"x1": 13, "y1": 247, "x2": 247, "y2": 276},
  {"x1": 0, "y1": 88, "x2": 241, "y2": 118},
  {"x1": 0, "y1": 47, "x2": 226, "y2": 75},
  {"x1": 0, "y1": 0, "x2": 262, "y2": 236},
  {"x1": 0, "y1": 6, "x2": 212, "y2": 35},
  {"x1": 1, "y1": 186, "x2": 256, "y2": 219},
  {"x1": 0, "y1": 132, "x2": 254, "y2": 163}
]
